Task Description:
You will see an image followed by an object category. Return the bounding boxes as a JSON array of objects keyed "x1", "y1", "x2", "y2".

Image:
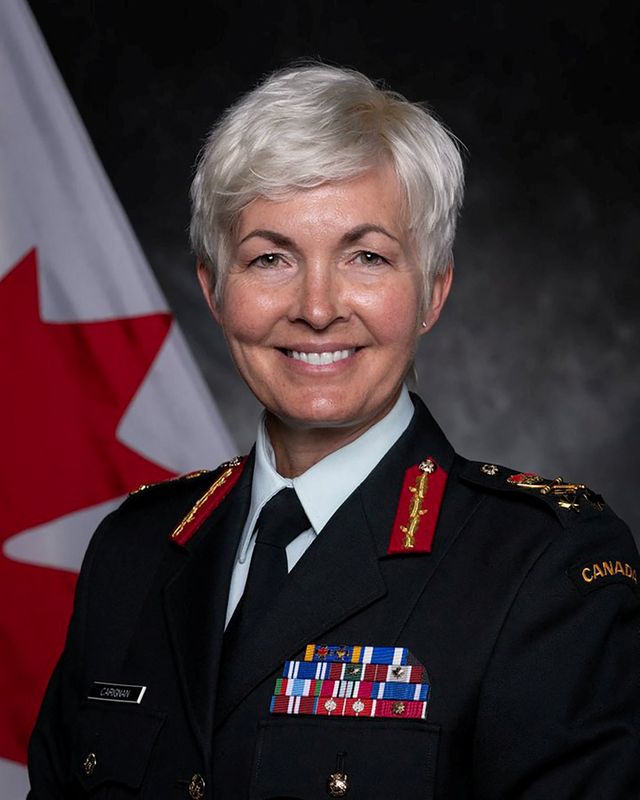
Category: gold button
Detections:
[
  {"x1": 188, "y1": 773, "x2": 205, "y2": 800},
  {"x1": 392, "y1": 701, "x2": 406, "y2": 716},
  {"x1": 83, "y1": 752, "x2": 97, "y2": 776},
  {"x1": 327, "y1": 772, "x2": 349, "y2": 796}
]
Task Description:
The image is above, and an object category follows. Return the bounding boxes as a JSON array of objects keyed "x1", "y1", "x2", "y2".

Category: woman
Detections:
[{"x1": 29, "y1": 64, "x2": 639, "y2": 799}]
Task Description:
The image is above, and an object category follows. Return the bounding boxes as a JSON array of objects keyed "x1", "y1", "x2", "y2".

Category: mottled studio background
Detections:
[{"x1": 28, "y1": 1, "x2": 640, "y2": 538}]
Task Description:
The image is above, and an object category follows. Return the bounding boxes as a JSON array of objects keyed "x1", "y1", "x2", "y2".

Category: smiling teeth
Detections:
[{"x1": 288, "y1": 349, "x2": 355, "y2": 365}]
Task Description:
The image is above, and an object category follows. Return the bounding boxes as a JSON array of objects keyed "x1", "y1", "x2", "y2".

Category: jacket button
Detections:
[
  {"x1": 327, "y1": 772, "x2": 349, "y2": 796},
  {"x1": 83, "y1": 752, "x2": 97, "y2": 776},
  {"x1": 188, "y1": 773, "x2": 205, "y2": 799}
]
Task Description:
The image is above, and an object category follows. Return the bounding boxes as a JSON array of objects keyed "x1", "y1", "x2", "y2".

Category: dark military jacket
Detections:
[{"x1": 28, "y1": 396, "x2": 640, "y2": 799}]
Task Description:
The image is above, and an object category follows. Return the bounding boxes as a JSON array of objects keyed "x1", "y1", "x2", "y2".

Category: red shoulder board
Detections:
[
  {"x1": 170, "y1": 456, "x2": 247, "y2": 546},
  {"x1": 387, "y1": 457, "x2": 448, "y2": 555}
]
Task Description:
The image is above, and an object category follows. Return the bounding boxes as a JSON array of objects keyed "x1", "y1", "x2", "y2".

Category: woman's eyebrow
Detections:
[
  {"x1": 340, "y1": 224, "x2": 400, "y2": 245},
  {"x1": 238, "y1": 229, "x2": 294, "y2": 248}
]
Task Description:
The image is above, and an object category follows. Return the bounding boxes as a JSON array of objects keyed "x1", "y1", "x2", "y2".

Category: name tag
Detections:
[{"x1": 88, "y1": 682, "x2": 147, "y2": 703}]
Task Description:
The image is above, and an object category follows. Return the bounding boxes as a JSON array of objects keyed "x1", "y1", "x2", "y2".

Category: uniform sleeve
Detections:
[
  {"x1": 26, "y1": 511, "x2": 113, "y2": 799},
  {"x1": 472, "y1": 512, "x2": 640, "y2": 799}
]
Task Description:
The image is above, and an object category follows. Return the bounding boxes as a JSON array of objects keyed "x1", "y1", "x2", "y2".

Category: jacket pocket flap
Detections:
[
  {"x1": 72, "y1": 704, "x2": 165, "y2": 790},
  {"x1": 252, "y1": 717, "x2": 439, "y2": 799}
]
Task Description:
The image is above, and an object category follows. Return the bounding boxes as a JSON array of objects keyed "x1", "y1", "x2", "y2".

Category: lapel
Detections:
[
  {"x1": 214, "y1": 395, "x2": 484, "y2": 726},
  {"x1": 162, "y1": 452, "x2": 254, "y2": 757},
  {"x1": 357, "y1": 396, "x2": 484, "y2": 642}
]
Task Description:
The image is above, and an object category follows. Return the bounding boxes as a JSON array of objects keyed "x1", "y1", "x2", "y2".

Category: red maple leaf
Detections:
[{"x1": 0, "y1": 249, "x2": 175, "y2": 763}]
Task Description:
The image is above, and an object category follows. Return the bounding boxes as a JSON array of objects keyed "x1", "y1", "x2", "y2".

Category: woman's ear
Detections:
[
  {"x1": 197, "y1": 262, "x2": 222, "y2": 323},
  {"x1": 419, "y1": 264, "x2": 453, "y2": 335}
]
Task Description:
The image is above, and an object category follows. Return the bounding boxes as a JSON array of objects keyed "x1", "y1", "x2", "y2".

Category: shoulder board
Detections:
[
  {"x1": 170, "y1": 456, "x2": 248, "y2": 546},
  {"x1": 129, "y1": 469, "x2": 212, "y2": 496},
  {"x1": 459, "y1": 461, "x2": 606, "y2": 526}
]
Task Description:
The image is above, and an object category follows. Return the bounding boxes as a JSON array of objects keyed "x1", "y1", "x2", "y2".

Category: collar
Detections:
[{"x1": 237, "y1": 385, "x2": 415, "y2": 563}]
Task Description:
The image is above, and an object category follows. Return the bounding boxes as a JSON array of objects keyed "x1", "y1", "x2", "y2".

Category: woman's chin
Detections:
[{"x1": 264, "y1": 392, "x2": 398, "y2": 436}]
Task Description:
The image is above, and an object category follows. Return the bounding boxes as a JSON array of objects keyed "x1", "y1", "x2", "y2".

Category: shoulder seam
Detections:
[{"x1": 129, "y1": 468, "x2": 214, "y2": 496}]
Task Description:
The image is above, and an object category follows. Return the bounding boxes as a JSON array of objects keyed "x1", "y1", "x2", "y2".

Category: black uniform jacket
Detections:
[{"x1": 28, "y1": 397, "x2": 640, "y2": 799}]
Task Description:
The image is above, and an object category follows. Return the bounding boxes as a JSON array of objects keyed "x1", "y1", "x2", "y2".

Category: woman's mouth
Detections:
[{"x1": 284, "y1": 348, "x2": 357, "y2": 365}]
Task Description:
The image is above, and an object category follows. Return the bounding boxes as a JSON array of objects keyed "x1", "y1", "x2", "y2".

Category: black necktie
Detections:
[{"x1": 224, "y1": 488, "x2": 310, "y2": 646}]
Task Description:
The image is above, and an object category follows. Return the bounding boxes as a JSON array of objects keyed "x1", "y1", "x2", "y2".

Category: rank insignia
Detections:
[
  {"x1": 271, "y1": 644, "x2": 430, "y2": 719},
  {"x1": 170, "y1": 456, "x2": 247, "y2": 545},
  {"x1": 506, "y1": 472, "x2": 605, "y2": 513},
  {"x1": 387, "y1": 457, "x2": 448, "y2": 554}
]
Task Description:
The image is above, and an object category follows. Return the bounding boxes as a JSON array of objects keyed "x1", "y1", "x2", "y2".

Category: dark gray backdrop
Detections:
[{"x1": 28, "y1": 1, "x2": 640, "y2": 538}]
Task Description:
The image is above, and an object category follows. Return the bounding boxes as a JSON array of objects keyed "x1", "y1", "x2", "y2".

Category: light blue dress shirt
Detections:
[{"x1": 224, "y1": 385, "x2": 415, "y2": 626}]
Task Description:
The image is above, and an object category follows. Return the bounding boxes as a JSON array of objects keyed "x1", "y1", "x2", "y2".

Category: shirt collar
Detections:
[{"x1": 238, "y1": 385, "x2": 414, "y2": 561}]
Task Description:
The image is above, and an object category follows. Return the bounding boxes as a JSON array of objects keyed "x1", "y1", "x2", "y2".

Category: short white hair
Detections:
[{"x1": 190, "y1": 63, "x2": 465, "y2": 303}]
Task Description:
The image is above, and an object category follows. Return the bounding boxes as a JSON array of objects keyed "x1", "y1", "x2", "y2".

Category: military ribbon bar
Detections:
[
  {"x1": 274, "y1": 677, "x2": 430, "y2": 702},
  {"x1": 270, "y1": 695, "x2": 428, "y2": 720},
  {"x1": 304, "y1": 643, "x2": 418, "y2": 665},
  {"x1": 283, "y1": 660, "x2": 426, "y2": 683},
  {"x1": 272, "y1": 643, "x2": 430, "y2": 721}
]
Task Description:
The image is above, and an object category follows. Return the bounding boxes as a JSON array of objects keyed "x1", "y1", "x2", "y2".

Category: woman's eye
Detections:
[
  {"x1": 355, "y1": 250, "x2": 387, "y2": 266},
  {"x1": 251, "y1": 253, "x2": 282, "y2": 268}
]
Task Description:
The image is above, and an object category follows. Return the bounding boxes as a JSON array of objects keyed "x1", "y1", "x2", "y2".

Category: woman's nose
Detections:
[{"x1": 292, "y1": 263, "x2": 347, "y2": 330}]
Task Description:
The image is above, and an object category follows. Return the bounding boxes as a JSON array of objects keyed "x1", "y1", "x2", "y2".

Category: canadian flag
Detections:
[{"x1": 0, "y1": 1, "x2": 234, "y2": 794}]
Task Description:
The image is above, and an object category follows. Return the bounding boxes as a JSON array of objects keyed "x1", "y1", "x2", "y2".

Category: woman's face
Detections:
[{"x1": 200, "y1": 165, "x2": 450, "y2": 437}]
